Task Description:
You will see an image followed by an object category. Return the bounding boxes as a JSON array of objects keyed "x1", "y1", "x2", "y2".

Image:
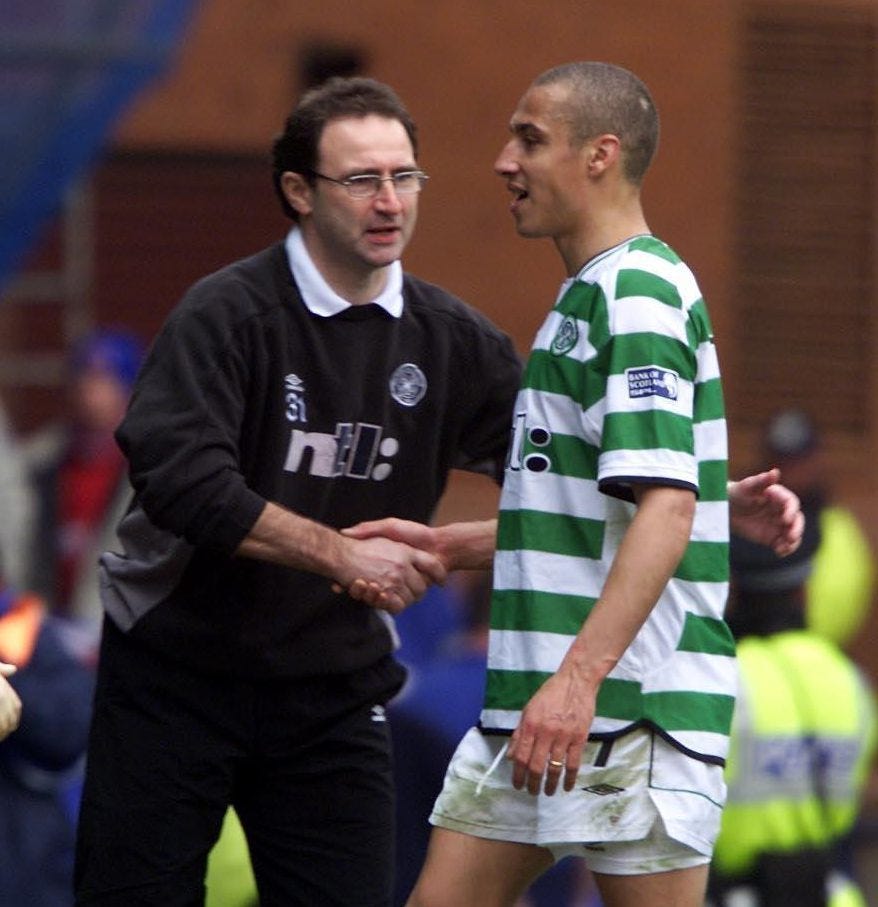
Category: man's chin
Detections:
[
  {"x1": 364, "y1": 244, "x2": 405, "y2": 267},
  {"x1": 514, "y1": 220, "x2": 544, "y2": 239}
]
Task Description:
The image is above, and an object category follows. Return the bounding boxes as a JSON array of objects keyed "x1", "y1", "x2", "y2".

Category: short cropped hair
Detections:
[
  {"x1": 271, "y1": 76, "x2": 418, "y2": 220},
  {"x1": 534, "y1": 62, "x2": 659, "y2": 185}
]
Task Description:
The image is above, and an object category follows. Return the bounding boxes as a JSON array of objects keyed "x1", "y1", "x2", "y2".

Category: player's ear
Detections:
[
  {"x1": 585, "y1": 134, "x2": 621, "y2": 176},
  {"x1": 281, "y1": 171, "x2": 314, "y2": 217}
]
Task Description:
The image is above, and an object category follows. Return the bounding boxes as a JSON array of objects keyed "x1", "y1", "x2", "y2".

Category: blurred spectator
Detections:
[
  {"x1": 0, "y1": 661, "x2": 21, "y2": 742},
  {"x1": 23, "y1": 328, "x2": 143, "y2": 652},
  {"x1": 0, "y1": 549, "x2": 95, "y2": 907},
  {"x1": 708, "y1": 525, "x2": 877, "y2": 907},
  {"x1": 761, "y1": 408, "x2": 875, "y2": 648},
  {"x1": 393, "y1": 582, "x2": 467, "y2": 670},
  {"x1": 0, "y1": 394, "x2": 34, "y2": 589},
  {"x1": 389, "y1": 572, "x2": 599, "y2": 907}
]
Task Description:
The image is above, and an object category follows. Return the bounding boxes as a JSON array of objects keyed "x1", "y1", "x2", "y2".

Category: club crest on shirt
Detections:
[
  {"x1": 550, "y1": 315, "x2": 578, "y2": 356},
  {"x1": 626, "y1": 365, "x2": 679, "y2": 401},
  {"x1": 284, "y1": 373, "x2": 308, "y2": 423},
  {"x1": 389, "y1": 363, "x2": 427, "y2": 407}
]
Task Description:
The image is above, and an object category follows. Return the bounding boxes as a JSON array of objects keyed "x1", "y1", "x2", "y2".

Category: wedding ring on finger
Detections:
[{"x1": 547, "y1": 759, "x2": 565, "y2": 770}]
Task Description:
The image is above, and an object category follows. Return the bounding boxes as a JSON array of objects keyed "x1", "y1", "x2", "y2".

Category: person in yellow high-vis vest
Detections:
[
  {"x1": 759, "y1": 409, "x2": 875, "y2": 649},
  {"x1": 708, "y1": 523, "x2": 877, "y2": 907}
]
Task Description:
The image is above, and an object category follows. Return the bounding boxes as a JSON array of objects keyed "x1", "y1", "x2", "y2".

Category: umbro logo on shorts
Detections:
[{"x1": 580, "y1": 783, "x2": 625, "y2": 796}]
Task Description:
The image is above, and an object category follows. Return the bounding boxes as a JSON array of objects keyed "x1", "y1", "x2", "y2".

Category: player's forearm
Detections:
[
  {"x1": 558, "y1": 486, "x2": 695, "y2": 687},
  {"x1": 434, "y1": 519, "x2": 498, "y2": 571}
]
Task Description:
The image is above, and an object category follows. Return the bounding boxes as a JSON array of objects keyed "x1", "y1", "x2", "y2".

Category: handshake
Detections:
[
  {"x1": 331, "y1": 518, "x2": 454, "y2": 614},
  {"x1": 330, "y1": 517, "x2": 496, "y2": 614}
]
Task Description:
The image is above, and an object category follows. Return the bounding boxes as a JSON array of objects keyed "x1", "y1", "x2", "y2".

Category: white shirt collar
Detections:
[{"x1": 285, "y1": 227, "x2": 403, "y2": 318}]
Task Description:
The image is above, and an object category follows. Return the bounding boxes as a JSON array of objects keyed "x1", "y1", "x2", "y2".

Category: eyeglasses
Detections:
[{"x1": 309, "y1": 170, "x2": 429, "y2": 198}]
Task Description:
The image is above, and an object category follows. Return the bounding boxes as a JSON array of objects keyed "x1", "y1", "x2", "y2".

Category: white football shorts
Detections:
[{"x1": 429, "y1": 725, "x2": 726, "y2": 875}]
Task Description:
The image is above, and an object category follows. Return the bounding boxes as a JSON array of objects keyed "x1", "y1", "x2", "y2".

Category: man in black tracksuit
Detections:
[{"x1": 74, "y1": 77, "x2": 522, "y2": 906}]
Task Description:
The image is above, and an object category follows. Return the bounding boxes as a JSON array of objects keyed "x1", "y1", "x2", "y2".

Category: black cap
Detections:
[{"x1": 762, "y1": 409, "x2": 820, "y2": 461}]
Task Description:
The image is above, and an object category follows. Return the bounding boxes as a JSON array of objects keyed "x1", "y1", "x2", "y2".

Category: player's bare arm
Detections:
[{"x1": 508, "y1": 484, "x2": 695, "y2": 797}]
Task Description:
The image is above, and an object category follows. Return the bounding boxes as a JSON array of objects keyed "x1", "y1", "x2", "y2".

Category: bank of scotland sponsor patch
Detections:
[{"x1": 626, "y1": 365, "x2": 679, "y2": 400}]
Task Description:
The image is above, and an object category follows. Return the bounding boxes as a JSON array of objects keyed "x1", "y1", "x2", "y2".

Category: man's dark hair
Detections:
[{"x1": 271, "y1": 76, "x2": 418, "y2": 221}]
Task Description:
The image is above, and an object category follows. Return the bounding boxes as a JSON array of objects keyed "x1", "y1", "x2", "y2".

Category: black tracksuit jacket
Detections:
[{"x1": 100, "y1": 242, "x2": 522, "y2": 679}]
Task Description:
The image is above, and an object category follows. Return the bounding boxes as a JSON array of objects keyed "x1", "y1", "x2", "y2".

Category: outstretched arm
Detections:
[{"x1": 728, "y1": 468, "x2": 803, "y2": 557}]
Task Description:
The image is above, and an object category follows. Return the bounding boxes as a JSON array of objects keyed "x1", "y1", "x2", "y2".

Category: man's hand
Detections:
[
  {"x1": 728, "y1": 468, "x2": 804, "y2": 557},
  {"x1": 507, "y1": 668, "x2": 593, "y2": 797},
  {"x1": 343, "y1": 518, "x2": 444, "y2": 559},
  {"x1": 334, "y1": 533, "x2": 447, "y2": 614},
  {"x1": 0, "y1": 662, "x2": 21, "y2": 741},
  {"x1": 336, "y1": 519, "x2": 448, "y2": 607},
  {"x1": 337, "y1": 518, "x2": 499, "y2": 607}
]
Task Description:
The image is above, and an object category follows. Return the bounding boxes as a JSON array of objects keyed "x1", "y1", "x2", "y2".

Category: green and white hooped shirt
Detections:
[{"x1": 481, "y1": 235, "x2": 735, "y2": 763}]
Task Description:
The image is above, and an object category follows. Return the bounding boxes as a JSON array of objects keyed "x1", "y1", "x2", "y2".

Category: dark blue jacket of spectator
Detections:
[{"x1": 0, "y1": 588, "x2": 95, "y2": 907}]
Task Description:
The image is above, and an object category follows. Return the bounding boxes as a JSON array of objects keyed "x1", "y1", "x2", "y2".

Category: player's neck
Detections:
[{"x1": 558, "y1": 206, "x2": 650, "y2": 276}]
